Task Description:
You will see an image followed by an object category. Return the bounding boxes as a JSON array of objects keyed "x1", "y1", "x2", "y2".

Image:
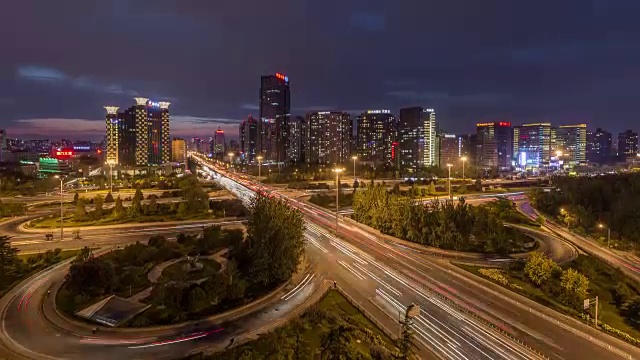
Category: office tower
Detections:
[
  {"x1": 289, "y1": 115, "x2": 306, "y2": 163},
  {"x1": 458, "y1": 134, "x2": 476, "y2": 166},
  {"x1": 438, "y1": 133, "x2": 459, "y2": 168},
  {"x1": 171, "y1": 138, "x2": 186, "y2": 163},
  {"x1": 104, "y1": 106, "x2": 120, "y2": 164},
  {"x1": 305, "y1": 111, "x2": 351, "y2": 165},
  {"x1": 239, "y1": 115, "x2": 259, "y2": 162},
  {"x1": 557, "y1": 124, "x2": 587, "y2": 168},
  {"x1": 211, "y1": 127, "x2": 225, "y2": 159},
  {"x1": 357, "y1": 110, "x2": 397, "y2": 166},
  {"x1": 618, "y1": 130, "x2": 639, "y2": 159},
  {"x1": 398, "y1": 107, "x2": 437, "y2": 172},
  {"x1": 586, "y1": 128, "x2": 612, "y2": 165},
  {"x1": 190, "y1": 137, "x2": 203, "y2": 153},
  {"x1": 512, "y1": 123, "x2": 552, "y2": 170},
  {"x1": 259, "y1": 73, "x2": 290, "y2": 163},
  {"x1": 476, "y1": 122, "x2": 512, "y2": 170}
]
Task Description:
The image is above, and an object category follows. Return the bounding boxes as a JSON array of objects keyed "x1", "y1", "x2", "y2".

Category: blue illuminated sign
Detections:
[{"x1": 147, "y1": 101, "x2": 160, "y2": 107}]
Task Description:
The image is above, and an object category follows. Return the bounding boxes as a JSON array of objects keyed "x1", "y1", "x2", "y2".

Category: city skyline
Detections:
[{"x1": 5, "y1": 1, "x2": 640, "y2": 139}]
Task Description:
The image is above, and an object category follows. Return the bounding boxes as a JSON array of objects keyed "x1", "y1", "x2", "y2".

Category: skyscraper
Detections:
[
  {"x1": 357, "y1": 110, "x2": 397, "y2": 166},
  {"x1": 259, "y1": 73, "x2": 290, "y2": 163},
  {"x1": 476, "y1": 122, "x2": 512, "y2": 170},
  {"x1": 512, "y1": 123, "x2": 552, "y2": 170},
  {"x1": 172, "y1": 138, "x2": 186, "y2": 163},
  {"x1": 586, "y1": 128, "x2": 612, "y2": 164},
  {"x1": 557, "y1": 124, "x2": 587, "y2": 168},
  {"x1": 289, "y1": 116, "x2": 306, "y2": 163},
  {"x1": 212, "y1": 127, "x2": 225, "y2": 159},
  {"x1": 398, "y1": 107, "x2": 437, "y2": 172},
  {"x1": 305, "y1": 111, "x2": 351, "y2": 165},
  {"x1": 105, "y1": 98, "x2": 171, "y2": 167},
  {"x1": 239, "y1": 115, "x2": 259, "y2": 162},
  {"x1": 438, "y1": 133, "x2": 459, "y2": 168},
  {"x1": 618, "y1": 130, "x2": 639, "y2": 159}
]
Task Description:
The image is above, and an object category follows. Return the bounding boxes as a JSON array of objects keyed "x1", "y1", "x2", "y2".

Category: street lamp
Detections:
[
  {"x1": 599, "y1": 223, "x2": 611, "y2": 248},
  {"x1": 256, "y1": 155, "x2": 263, "y2": 178},
  {"x1": 54, "y1": 175, "x2": 64, "y2": 241},
  {"x1": 446, "y1": 164, "x2": 453, "y2": 199},
  {"x1": 333, "y1": 168, "x2": 344, "y2": 235},
  {"x1": 460, "y1": 156, "x2": 467, "y2": 181},
  {"x1": 352, "y1": 156, "x2": 358, "y2": 182}
]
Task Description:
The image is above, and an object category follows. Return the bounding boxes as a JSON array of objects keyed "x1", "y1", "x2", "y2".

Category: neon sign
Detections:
[
  {"x1": 367, "y1": 110, "x2": 390, "y2": 114},
  {"x1": 56, "y1": 151, "x2": 73, "y2": 157},
  {"x1": 275, "y1": 73, "x2": 289, "y2": 82},
  {"x1": 147, "y1": 101, "x2": 161, "y2": 107}
]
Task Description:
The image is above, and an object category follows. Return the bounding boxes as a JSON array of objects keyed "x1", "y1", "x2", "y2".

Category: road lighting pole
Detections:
[
  {"x1": 352, "y1": 156, "x2": 358, "y2": 182},
  {"x1": 447, "y1": 164, "x2": 453, "y2": 199},
  {"x1": 333, "y1": 168, "x2": 344, "y2": 235},
  {"x1": 256, "y1": 155, "x2": 263, "y2": 178},
  {"x1": 55, "y1": 175, "x2": 64, "y2": 241},
  {"x1": 599, "y1": 223, "x2": 611, "y2": 248}
]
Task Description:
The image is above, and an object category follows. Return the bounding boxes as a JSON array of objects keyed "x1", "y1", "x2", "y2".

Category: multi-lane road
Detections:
[{"x1": 2, "y1": 157, "x2": 640, "y2": 360}]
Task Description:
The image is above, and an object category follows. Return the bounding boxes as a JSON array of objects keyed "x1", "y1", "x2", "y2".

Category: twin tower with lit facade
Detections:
[{"x1": 104, "y1": 97, "x2": 171, "y2": 167}]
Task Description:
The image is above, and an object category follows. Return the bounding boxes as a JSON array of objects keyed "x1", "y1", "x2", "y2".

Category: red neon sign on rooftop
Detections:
[{"x1": 275, "y1": 73, "x2": 289, "y2": 82}]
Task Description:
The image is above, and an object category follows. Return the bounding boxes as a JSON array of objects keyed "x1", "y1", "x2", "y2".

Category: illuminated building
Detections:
[
  {"x1": 212, "y1": 127, "x2": 225, "y2": 159},
  {"x1": 0, "y1": 129, "x2": 7, "y2": 162},
  {"x1": 289, "y1": 116, "x2": 305, "y2": 163},
  {"x1": 38, "y1": 157, "x2": 71, "y2": 175},
  {"x1": 458, "y1": 134, "x2": 476, "y2": 166},
  {"x1": 557, "y1": 124, "x2": 587, "y2": 168},
  {"x1": 357, "y1": 110, "x2": 397, "y2": 166},
  {"x1": 172, "y1": 138, "x2": 186, "y2": 163},
  {"x1": 617, "y1": 129, "x2": 638, "y2": 159},
  {"x1": 104, "y1": 106, "x2": 119, "y2": 164},
  {"x1": 512, "y1": 123, "x2": 552, "y2": 170},
  {"x1": 398, "y1": 107, "x2": 437, "y2": 172},
  {"x1": 259, "y1": 73, "x2": 290, "y2": 163},
  {"x1": 107, "y1": 98, "x2": 171, "y2": 167},
  {"x1": 586, "y1": 128, "x2": 612, "y2": 164},
  {"x1": 476, "y1": 122, "x2": 512, "y2": 170},
  {"x1": 438, "y1": 134, "x2": 459, "y2": 168},
  {"x1": 305, "y1": 111, "x2": 351, "y2": 165},
  {"x1": 239, "y1": 115, "x2": 259, "y2": 162}
]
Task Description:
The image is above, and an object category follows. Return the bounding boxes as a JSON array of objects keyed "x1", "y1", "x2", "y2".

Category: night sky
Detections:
[{"x1": 4, "y1": 0, "x2": 640, "y2": 140}]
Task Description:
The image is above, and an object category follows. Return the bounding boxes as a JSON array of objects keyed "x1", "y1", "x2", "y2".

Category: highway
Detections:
[{"x1": 197, "y1": 154, "x2": 640, "y2": 360}]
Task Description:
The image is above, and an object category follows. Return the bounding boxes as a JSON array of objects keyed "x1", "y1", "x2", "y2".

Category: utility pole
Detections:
[{"x1": 55, "y1": 175, "x2": 64, "y2": 241}]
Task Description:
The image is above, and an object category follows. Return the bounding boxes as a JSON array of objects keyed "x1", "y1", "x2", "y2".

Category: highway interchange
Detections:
[{"x1": 1, "y1": 156, "x2": 639, "y2": 359}]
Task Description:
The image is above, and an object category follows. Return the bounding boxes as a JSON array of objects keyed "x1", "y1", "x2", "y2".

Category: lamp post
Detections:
[
  {"x1": 352, "y1": 156, "x2": 358, "y2": 182},
  {"x1": 333, "y1": 168, "x2": 344, "y2": 235},
  {"x1": 460, "y1": 156, "x2": 467, "y2": 181},
  {"x1": 256, "y1": 155, "x2": 263, "y2": 178},
  {"x1": 447, "y1": 164, "x2": 453, "y2": 199},
  {"x1": 599, "y1": 223, "x2": 611, "y2": 248},
  {"x1": 54, "y1": 175, "x2": 64, "y2": 241}
]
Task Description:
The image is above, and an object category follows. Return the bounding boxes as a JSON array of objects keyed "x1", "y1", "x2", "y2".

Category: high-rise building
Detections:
[
  {"x1": 512, "y1": 123, "x2": 553, "y2": 170},
  {"x1": 618, "y1": 130, "x2": 639, "y2": 159},
  {"x1": 172, "y1": 138, "x2": 186, "y2": 163},
  {"x1": 557, "y1": 124, "x2": 587, "y2": 168},
  {"x1": 305, "y1": 111, "x2": 351, "y2": 165},
  {"x1": 239, "y1": 115, "x2": 259, "y2": 162},
  {"x1": 476, "y1": 122, "x2": 512, "y2": 170},
  {"x1": 398, "y1": 107, "x2": 437, "y2": 172},
  {"x1": 259, "y1": 73, "x2": 290, "y2": 163},
  {"x1": 289, "y1": 116, "x2": 306, "y2": 163},
  {"x1": 458, "y1": 134, "x2": 476, "y2": 166},
  {"x1": 586, "y1": 128, "x2": 612, "y2": 165},
  {"x1": 438, "y1": 133, "x2": 459, "y2": 168},
  {"x1": 357, "y1": 110, "x2": 397, "y2": 166},
  {"x1": 105, "y1": 98, "x2": 171, "y2": 167},
  {"x1": 104, "y1": 106, "x2": 120, "y2": 164},
  {"x1": 0, "y1": 129, "x2": 6, "y2": 162},
  {"x1": 211, "y1": 127, "x2": 225, "y2": 159}
]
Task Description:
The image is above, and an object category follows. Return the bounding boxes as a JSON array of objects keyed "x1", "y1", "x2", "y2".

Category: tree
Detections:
[
  {"x1": 475, "y1": 178, "x2": 482, "y2": 191},
  {"x1": 353, "y1": 179, "x2": 360, "y2": 190},
  {"x1": 93, "y1": 194, "x2": 104, "y2": 214},
  {"x1": 320, "y1": 324, "x2": 355, "y2": 360},
  {"x1": 187, "y1": 286, "x2": 209, "y2": 313},
  {"x1": 560, "y1": 268, "x2": 589, "y2": 308},
  {"x1": 128, "y1": 189, "x2": 143, "y2": 218},
  {"x1": 177, "y1": 202, "x2": 189, "y2": 218},
  {"x1": 73, "y1": 191, "x2": 79, "y2": 205},
  {"x1": 65, "y1": 257, "x2": 117, "y2": 296},
  {"x1": 104, "y1": 192, "x2": 114, "y2": 203},
  {"x1": 148, "y1": 196, "x2": 158, "y2": 214},
  {"x1": 396, "y1": 315, "x2": 414, "y2": 360},
  {"x1": 524, "y1": 252, "x2": 559, "y2": 287},
  {"x1": 289, "y1": 319, "x2": 312, "y2": 360},
  {"x1": 0, "y1": 236, "x2": 20, "y2": 278},
  {"x1": 428, "y1": 181, "x2": 436, "y2": 196},
  {"x1": 113, "y1": 196, "x2": 125, "y2": 219},
  {"x1": 536, "y1": 215, "x2": 546, "y2": 225},
  {"x1": 76, "y1": 246, "x2": 93, "y2": 262},
  {"x1": 236, "y1": 195, "x2": 305, "y2": 288},
  {"x1": 74, "y1": 198, "x2": 87, "y2": 221}
]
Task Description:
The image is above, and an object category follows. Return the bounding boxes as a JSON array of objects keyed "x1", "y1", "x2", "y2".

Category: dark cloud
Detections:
[{"x1": 3, "y1": 0, "x2": 640, "y2": 139}]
